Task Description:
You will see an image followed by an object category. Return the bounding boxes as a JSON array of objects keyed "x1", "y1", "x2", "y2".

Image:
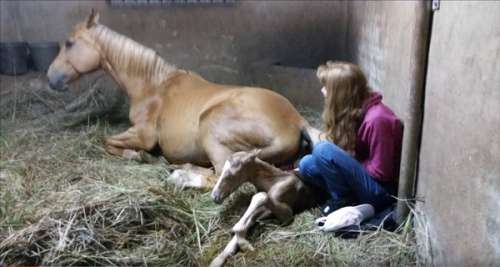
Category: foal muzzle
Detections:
[{"x1": 211, "y1": 190, "x2": 226, "y2": 204}]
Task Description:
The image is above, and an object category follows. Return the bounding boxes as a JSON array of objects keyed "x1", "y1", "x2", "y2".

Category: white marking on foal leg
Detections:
[
  {"x1": 210, "y1": 192, "x2": 268, "y2": 267},
  {"x1": 209, "y1": 235, "x2": 239, "y2": 267},
  {"x1": 213, "y1": 160, "x2": 231, "y2": 190},
  {"x1": 232, "y1": 192, "x2": 268, "y2": 234}
]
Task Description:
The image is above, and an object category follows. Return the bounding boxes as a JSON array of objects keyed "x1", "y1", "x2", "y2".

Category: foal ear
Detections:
[
  {"x1": 248, "y1": 149, "x2": 262, "y2": 160},
  {"x1": 86, "y1": 9, "x2": 100, "y2": 28}
]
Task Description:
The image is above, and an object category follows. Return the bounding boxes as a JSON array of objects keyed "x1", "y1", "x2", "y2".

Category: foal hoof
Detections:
[
  {"x1": 237, "y1": 237, "x2": 255, "y2": 252},
  {"x1": 209, "y1": 255, "x2": 226, "y2": 267}
]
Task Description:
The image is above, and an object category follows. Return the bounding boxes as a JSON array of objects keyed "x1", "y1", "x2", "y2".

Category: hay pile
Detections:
[
  {"x1": 0, "y1": 71, "x2": 128, "y2": 130},
  {"x1": 0, "y1": 73, "x2": 419, "y2": 266}
]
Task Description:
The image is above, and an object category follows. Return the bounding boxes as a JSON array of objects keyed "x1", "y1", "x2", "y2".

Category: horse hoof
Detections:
[
  {"x1": 166, "y1": 169, "x2": 205, "y2": 188},
  {"x1": 123, "y1": 149, "x2": 140, "y2": 160}
]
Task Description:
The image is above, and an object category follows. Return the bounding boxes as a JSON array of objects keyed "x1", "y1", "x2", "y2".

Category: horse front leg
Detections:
[
  {"x1": 166, "y1": 163, "x2": 217, "y2": 189},
  {"x1": 104, "y1": 125, "x2": 157, "y2": 162},
  {"x1": 167, "y1": 136, "x2": 231, "y2": 189}
]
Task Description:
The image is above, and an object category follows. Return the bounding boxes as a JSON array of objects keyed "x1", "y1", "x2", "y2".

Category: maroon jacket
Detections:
[{"x1": 355, "y1": 92, "x2": 403, "y2": 183}]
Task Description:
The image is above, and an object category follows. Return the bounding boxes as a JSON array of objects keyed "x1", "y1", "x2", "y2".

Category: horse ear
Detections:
[{"x1": 86, "y1": 9, "x2": 100, "y2": 28}]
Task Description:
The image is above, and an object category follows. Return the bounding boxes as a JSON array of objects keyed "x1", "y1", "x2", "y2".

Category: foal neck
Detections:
[{"x1": 247, "y1": 158, "x2": 289, "y2": 192}]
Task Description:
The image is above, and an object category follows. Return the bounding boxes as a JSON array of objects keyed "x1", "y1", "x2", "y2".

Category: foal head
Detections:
[
  {"x1": 47, "y1": 10, "x2": 102, "y2": 91},
  {"x1": 211, "y1": 149, "x2": 261, "y2": 204}
]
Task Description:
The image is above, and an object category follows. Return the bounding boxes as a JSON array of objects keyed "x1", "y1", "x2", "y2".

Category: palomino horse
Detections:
[
  {"x1": 47, "y1": 10, "x2": 320, "y2": 188},
  {"x1": 209, "y1": 150, "x2": 325, "y2": 267}
]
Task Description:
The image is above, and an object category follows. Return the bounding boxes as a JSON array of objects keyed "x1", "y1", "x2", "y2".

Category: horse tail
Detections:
[
  {"x1": 298, "y1": 127, "x2": 313, "y2": 157},
  {"x1": 298, "y1": 125, "x2": 322, "y2": 157}
]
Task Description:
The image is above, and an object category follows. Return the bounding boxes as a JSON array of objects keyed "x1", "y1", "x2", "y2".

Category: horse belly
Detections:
[
  {"x1": 234, "y1": 90, "x2": 305, "y2": 163},
  {"x1": 157, "y1": 117, "x2": 210, "y2": 166}
]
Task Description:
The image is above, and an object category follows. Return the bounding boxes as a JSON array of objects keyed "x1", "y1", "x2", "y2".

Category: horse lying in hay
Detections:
[
  {"x1": 209, "y1": 149, "x2": 325, "y2": 267},
  {"x1": 47, "y1": 10, "x2": 319, "y2": 188}
]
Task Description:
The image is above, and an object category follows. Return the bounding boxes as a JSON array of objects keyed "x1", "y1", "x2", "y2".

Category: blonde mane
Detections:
[{"x1": 91, "y1": 25, "x2": 177, "y2": 86}]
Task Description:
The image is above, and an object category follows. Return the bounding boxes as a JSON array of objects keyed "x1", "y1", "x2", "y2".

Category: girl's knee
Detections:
[
  {"x1": 312, "y1": 141, "x2": 344, "y2": 164},
  {"x1": 299, "y1": 154, "x2": 315, "y2": 173},
  {"x1": 298, "y1": 155, "x2": 322, "y2": 186}
]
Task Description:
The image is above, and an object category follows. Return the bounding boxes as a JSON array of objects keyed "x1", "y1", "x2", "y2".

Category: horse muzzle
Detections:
[{"x1": 47, "y1": 69, "x2": 69, "y2": 92}]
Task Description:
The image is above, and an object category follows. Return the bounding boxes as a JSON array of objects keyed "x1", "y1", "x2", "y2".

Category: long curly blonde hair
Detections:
[{"x1": 317, "y1": 61, "x2": 370, "y2": 155}]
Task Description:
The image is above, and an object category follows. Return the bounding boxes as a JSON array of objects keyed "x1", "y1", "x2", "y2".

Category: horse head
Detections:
[
  {"x1": 47, "y1": 10, "x2": 101, "y2": 91},
  {"x1": 211, "y1": 149, "x2": 261, "y2": 204}
]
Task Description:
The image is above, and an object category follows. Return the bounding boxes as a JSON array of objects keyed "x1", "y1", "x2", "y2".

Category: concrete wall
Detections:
[
  {"x1": 345, "y1": 1, "x2": 430, "y2": 222},
  {"x1": 251, "y1": 1, "x2": 429, "y2": 117},
  {"x1": 417, "y1": 2, "x2": 500, "y2": 265},
  {"x1": 0, "y1": 1, "x2": 426, "y2": 118},
  {"x1": 250, "y1": 64, "x2": 323, "y2": 110},
  {"x1": 346, "y1": 1, "x2": 425, "y2": 116},
  {"x1": 0, "y1": 0, "x2": 347, "y2": 86}
]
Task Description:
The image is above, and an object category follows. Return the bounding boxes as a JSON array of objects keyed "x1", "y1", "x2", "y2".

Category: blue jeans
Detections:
[{"x1": 299, "y1": 141, "x2": 396, "y2": 212}]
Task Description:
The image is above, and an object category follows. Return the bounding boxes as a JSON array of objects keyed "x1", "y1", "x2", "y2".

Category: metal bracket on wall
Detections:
[{"x1": 432, "y1": 0, "x2": 440, "y2": 11}]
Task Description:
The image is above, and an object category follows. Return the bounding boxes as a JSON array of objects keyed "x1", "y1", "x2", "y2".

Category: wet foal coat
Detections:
[{"x1": 209, "y1": 150, "x2": 321, "y2": 267}]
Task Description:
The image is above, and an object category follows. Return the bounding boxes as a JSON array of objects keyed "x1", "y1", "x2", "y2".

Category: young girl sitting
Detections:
[{"x1": 298, "y1": 61, "x2": 403, "y2": 221}]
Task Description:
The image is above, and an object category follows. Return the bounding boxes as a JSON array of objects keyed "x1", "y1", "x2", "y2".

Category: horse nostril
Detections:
[
  {"x1": 47, "y1": 71, "x2": 68, "y2": 91},
  {"x1": 48, "y1": 79, "x2": 57, "y2": 90},
  {"x1": 48, "y1": 77, "x2": 67, "y2": 92}
]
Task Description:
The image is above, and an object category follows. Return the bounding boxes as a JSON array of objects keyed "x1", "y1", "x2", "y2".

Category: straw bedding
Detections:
[{"x1": 0, "y1": 73, "x2": 419, "y2": 266}]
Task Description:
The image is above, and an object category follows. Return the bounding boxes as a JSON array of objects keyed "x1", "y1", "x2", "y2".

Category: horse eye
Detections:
[{"x1": 65, "y1": 40, "x2": 74, "y2": 48}]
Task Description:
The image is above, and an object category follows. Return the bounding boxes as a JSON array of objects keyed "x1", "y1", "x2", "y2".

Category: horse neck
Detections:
[
  {"x1": 247, "y1": 159, "x2": 288, "y2": 192},
  {"x1": 91, "y1": 25, "x2": 177, "y2": 103}
]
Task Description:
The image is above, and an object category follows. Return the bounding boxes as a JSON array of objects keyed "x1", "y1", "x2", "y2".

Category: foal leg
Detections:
[
  {"x1": 267, "y1": 179, "x2": 295, "y2": 225},
  {"x1": 232, "y1": 192, "x2": 272, "y2": 238},
  {"x1": 267, "y1": 198, "x2": 294, "y2": 225},
  {"x1": 209, "y1": 235, "x2": 239, "y2": 267},
  {"x1": 209, "y1": 192, "x2": 272, "y2": 267}
]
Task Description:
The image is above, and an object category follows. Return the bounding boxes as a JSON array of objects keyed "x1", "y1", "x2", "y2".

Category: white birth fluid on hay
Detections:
[{"x1": 0, "y1": 74, "x2": 421, "y2": 266}]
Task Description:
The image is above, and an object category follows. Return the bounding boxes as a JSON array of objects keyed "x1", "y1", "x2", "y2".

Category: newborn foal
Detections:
[{"x1": 209, "y1": 150, "x2": 320, "y2": 267}]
